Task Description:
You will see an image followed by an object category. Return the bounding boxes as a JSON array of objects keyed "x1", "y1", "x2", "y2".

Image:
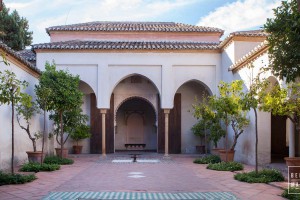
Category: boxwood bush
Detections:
[
  {"x1": 282, "y1": 187, "x2": 300, "y2": 200},
  {"x1": 207, "y1": 161, "x2": 243, "y2": 171},
  {"x1": 43, "y1": 156, "x2": 74, "y2": 165},
  {"x1": 0, "y1": 171, "x2": 36, "y2": 185},
  {"x1": 194, "y1": 155, "x2": 221, "y2": 164},
  {"x1": 234, "y1": 169, "x2": 284, "y2": 183},
  {"x1": 20, "y1": 162, "x2": 60, "y2": 173}
]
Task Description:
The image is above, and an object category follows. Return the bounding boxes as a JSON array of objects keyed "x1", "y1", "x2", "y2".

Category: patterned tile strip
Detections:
[{"x1": 42, "y1": 191, "x2": 238, "y2": 200}]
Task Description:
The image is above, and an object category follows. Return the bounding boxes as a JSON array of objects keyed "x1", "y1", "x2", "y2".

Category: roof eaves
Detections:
[{"x1": 228, "y1": 41, "x2": 269, "y2": 73}]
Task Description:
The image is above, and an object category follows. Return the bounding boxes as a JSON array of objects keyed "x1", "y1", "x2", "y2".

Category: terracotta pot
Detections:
[
  {"x1": 26, "y1": 151, "x2": 44, "y2": 163},
  {"x1": 219, "y1": 149, "x2": 235, "y2": 162},
  {"x1": 196, "y1": 145, "x2": 205, "y2": 154},
  {"x1": 55, "y1": 148, "x2": 69, "y2": 158},
  {"x1": 284, "y1": 157, "x2": 300, "y2": 166},
  {"x1": 73, "y1": 145, "x2": 83, "y2": 154},
  {"x1": 211, "y1": 148, "x2": 223, "y2": 156}
]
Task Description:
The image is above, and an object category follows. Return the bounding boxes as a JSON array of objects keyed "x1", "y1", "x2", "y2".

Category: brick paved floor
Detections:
[{"x1": 0, "y1": 154, "x2": 287, "y2": 200}]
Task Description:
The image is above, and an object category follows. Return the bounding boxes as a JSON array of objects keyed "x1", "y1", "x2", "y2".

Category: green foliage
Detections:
[
  {"x1": 70, "y1": 124, "x2": 91, "y2": 146},
  {"x1": 260, "y1": 82, "x2": 300, "y2": 134},
  {"x1": 264, "y1": 0, "x2": 300, "y2": 82},
  {"x1": 0, "y1": 171, "x2": 36, "y2": 185},
  {"x1": 193, "y1": 155, "x2": 221, "y2": 164},
  {"x1": 39, "y1": 62, "x2": 83, "y2": 157},
  {"x1": 207, "y1": 161, "x2": 243, "y2": 171},
  {"x1": 282, "y1": 188, "x2": 300, "y2": 200},
  {"x1": 234, "y1": 169, "x2": 284, "y2": 183},
  {"x1": 19, "y1": 162, "x2": 60, "y2": 173},
  {"x1": 0, "y1": 3, "x2": 33, "y2": 50},
  {"x1": 43, "y1": 156, "x2": 74, "y2": 165}
]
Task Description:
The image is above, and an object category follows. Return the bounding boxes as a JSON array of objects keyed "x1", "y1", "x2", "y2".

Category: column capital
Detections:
[
  {"x1": 100, "y1": 109, "x2": 107, "y2": 114},
  {"x1": 164, "y1": 109, "x2": 171, "y2": 114}
]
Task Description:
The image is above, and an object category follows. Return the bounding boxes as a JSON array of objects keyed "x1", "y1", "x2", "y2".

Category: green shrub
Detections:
[
  {"x1": 19, "y1": 162, "x2": 60, "y2": 173},
  {"x1": 193, "y1": 155, "x2": 221, "y2": 164},
  {"x1": 0, "y1": 171, "x2": 36, "y2": 185},
  {"x1": 282, "y1": 187, "x2": 300, "y2": 200},
  {"x1": 234, "y1": 169, "x2": 284, "y2": 183},
  {"x1": 44, "y1": 156, "x2": 74, "y2": 165},
  {"x1": 207, "y1": 161, "x2": 243, "y2": 171}
]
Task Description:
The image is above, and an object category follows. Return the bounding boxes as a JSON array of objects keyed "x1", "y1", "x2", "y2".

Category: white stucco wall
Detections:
[{"x1": 0, "y1": 60, "x2": 46, "y2": 171}]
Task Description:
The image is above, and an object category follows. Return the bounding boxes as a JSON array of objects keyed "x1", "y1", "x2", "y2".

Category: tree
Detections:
[
  {"x1": 192, "y1": 96, "x2": 225, "y2": 152},
  {"x1": 264, "y1": 0, "x2": 300, "y2": 82},
  {"x1": 0, "y1": 70, "x2": 29, "y2": 173},
  {"x1": 210, "y1": 80, "x2": 250, "y2": 161},
  {"x1": 34, "y1": 85, "x2": 51, "y2": 164},
  {"x1": 0, "y1": 3, "x2": 32, "y2": 50},
  {"x1": 260, "y1": 82, "x2": 300, "y2": 137},
  {"x1": 16, "y1": 97, "x2": 41, "y2": 152},
  {"x1": 38, "y1": 62, "x2": 83, "y2": 158}
]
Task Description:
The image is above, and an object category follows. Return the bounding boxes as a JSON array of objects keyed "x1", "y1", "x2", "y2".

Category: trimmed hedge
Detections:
[
  {"x1": 20, "y1": 162, "x2": 60, "y2": 173},
  {"x1": 43, "y1": 156, "x2": 74, "y2": 165},
  {"x1": 0, "y1": 171, "x2": 36, "y2": 186},
  {"x1": 282, "y1": 188, "x2": 300, "y2": 200},
  {"x1": 207, "y1": 161, "x2": 243, "y2": 171},
  {"x1": 234, "y1": 169, "x2": 284, "y2": 183},
  {"x1": 193, "y1": 155, "x2": 221, "y2": 164}
]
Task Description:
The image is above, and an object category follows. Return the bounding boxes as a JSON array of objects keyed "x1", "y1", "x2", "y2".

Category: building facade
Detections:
[{"x1": 0, "y1": 21, "x2": 297, "y2": 170}]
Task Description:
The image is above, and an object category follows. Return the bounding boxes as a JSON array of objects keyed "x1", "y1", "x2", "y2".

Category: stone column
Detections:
[
  {"x1": 287, "y1": 118, "x2": 295, "y2": 157},
  {"x1": 164, "y1": 109, "x2": 170, "y2": 156},
  {"x1": 100, "y1": 109, "x2": 107, "y2": 156}
]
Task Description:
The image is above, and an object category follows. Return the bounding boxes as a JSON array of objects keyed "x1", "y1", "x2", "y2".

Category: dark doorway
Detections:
[{"x1": 271, "y1": 114, "x2": 288, "y2": 162}]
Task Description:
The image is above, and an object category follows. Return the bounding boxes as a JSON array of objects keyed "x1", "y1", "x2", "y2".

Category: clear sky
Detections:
[{"x1": 4, "y1": 0, "x2": 281, "y2": 44}]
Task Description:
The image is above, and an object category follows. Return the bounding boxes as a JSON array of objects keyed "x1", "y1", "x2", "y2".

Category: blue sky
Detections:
[{"x1": 4, "y1": 0, "x2": 281, "y2": 44}]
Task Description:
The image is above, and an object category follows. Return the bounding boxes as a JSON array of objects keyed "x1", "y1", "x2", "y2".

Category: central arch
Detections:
[{"x1": 115, "y1": 97, "x2": 157, "y2": 151}]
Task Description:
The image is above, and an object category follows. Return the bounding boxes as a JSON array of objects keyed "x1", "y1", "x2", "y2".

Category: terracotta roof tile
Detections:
[
  {"x1": 46, "y1": 21, "x2": 223, "y2": 34},
  {"x1": 0, "y1": 41, "x2": 40, "y2": 73},
  {"x1": 16, "y1": 49, "x2": 36, "y2": 65},
  {"x1": 33, "y1": 40, "x2": 220, "y2": 51}
]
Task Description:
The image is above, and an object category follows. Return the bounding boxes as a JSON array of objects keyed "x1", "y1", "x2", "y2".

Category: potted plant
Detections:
[
  {"x1": 218, "y1": 113, "x2": 249, "y2": 161},
  {"x1": 16, "y1": 97, "x2": 43, "y2": 163},
  {"x1": 208, "y1": 122, "x2": 226, "y2": 155},
  {"x1": 70, "y1": 124, "x2": 91, "y2": 154},
  {"x1": 191, "y1": 122, "x2": 206, "y2": 154},
  {"x1": 50, "y1": 106, "x2": 88, "y2": 157}
]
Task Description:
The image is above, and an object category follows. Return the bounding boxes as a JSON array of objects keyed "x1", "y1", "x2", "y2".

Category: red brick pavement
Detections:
[{"x1": 0, "y1": 154, "x2": 287, "y2": 200}]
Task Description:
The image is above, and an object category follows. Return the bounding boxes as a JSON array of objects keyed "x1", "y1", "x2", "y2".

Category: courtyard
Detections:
[{"x1": 0, "y1": 154, "x2": 286, "y2": 200}]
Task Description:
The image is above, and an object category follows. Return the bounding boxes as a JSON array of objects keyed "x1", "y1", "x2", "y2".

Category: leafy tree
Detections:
[
  {"x1": 35, "y1": 84, "x2": 52, "y2": 164},
  {"x1": 50, "y1": 106, "x2": 88, "y2": 146},
  {"x1": 260, "y1": 82, "x2": 300, "y2": 137},
  {"x1": 16, "y1": 98, "x2": 41, "y2": 152},
  {"x1": 0, "y1": 70, "x2": 29, "y2": 173},
  {"x1": 209, "y1": 80, "x2": 250, "y2": 161},
  {"x1": 264, "y1": 0, "x2": 300, "y2": 82},
  {"x1": 38, "y1": 62, "x2": 83, "y2": 158},
  {"x1": 192, "y1": 96, "x2": 225, "y2": 152},
  {"x1": 0, "y1": 3, "x2": 32, "y2": 50},
  {"x1": 70, "y1": 124, "x2": 91, "y2": 146}
]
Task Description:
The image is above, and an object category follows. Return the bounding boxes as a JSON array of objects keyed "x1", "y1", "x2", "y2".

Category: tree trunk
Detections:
[
  {"x1": 254, "y1": 108, "x2": 258, "y2": 173},
  {"x1": 11, "y1": 99, "x2": 15, "y2": 174},
  {"x1": 60, "y1": 111, "x2": 64, "y2": 158},
  {"x1": 225, "y1": 114, "x2": 228, "y2": 162},
  {"x1": 32, "y1": 139, "x2": 37, "y2": 152},
  {"x1": 41, "y1": 109, "x2": 46, "y2": 165}
]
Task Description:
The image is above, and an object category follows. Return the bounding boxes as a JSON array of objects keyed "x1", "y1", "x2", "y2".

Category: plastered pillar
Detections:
[{"x1": 164, "y1": 109, "x2": 170, "y2": 156}]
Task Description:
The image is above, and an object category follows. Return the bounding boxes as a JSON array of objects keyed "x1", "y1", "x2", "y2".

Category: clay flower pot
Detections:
[
  {"x1": 26, "y1": 151, "x2": 44, "y2": 163},
  {"x1": 73, "y1": 145, "x2": 83, "y2": 154},
  {"x1": 55, "y1": 148, "x2": 69, "y2": 158},
  {"x1": 219, "y1": 149, "x2": 235, "y2": 162}
]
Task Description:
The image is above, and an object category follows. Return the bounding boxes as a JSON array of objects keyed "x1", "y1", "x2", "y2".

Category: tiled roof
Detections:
[
  {"x1": 32, "y1": 40, "x2": 220, "y2": 51},
  {"x1": 16, "y1": 49, "x2": 36, "y2": 65},
  {"x1": 0, "y1": 41, "x2": 40, "y2": 73},
  {"x1": 46, "y1": 21, "x2": 224, "y2": 34},
  {"x1": 220, "y1": 29, "x2": 268, "y2": 49},
  {"x1": 229, "y1": 41, "x2": 268, "y2": 72}
]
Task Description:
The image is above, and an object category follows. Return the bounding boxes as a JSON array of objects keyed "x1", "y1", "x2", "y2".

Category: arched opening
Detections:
[
  {"x1": 175, "y1": 80, "x2": 211, "y2": 153},
  {"x1": 268, "y1": 77, "x2": 288, "y2": 162},
  {"x1": 115, "y1": 97, "x2": 157, "y2": 151}
]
